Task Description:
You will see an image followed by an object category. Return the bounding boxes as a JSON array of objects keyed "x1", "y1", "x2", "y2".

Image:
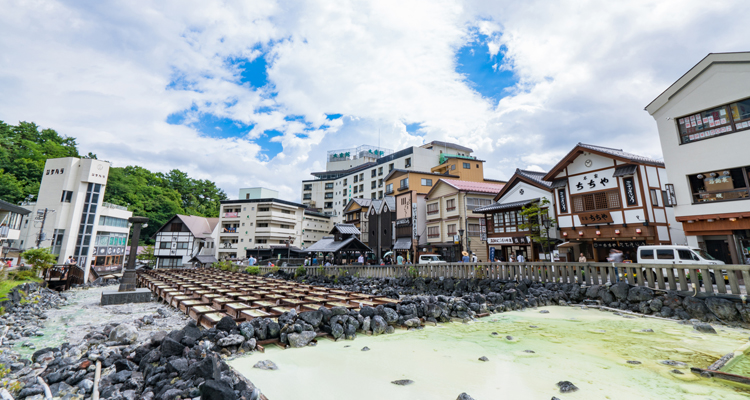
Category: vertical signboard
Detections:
[
  {"x1": 665, "y1": 183, "x2": 677, "y2": 207},
  {"x1": 411, "y1": 203, "x2": 418, "y2": 239},
  {"x1": 623, "y1": 177, "x2": 638, "y2": 206},
  {"x1": 479, "y1": 217, "x2": 487, "y2": 241},
  {"x1": 557, "y1": 188, "x2": 568, "y2": 213},
  {"x1": 489, "y1": 247, "x2": 495, "y2": 262}
]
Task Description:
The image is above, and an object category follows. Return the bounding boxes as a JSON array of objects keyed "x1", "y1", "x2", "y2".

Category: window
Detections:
[
  {"x1": 282, "y1": 209, "x2": 292, "y2": 214},
  {"x1": 304, "y1": 184, "x2": 312, "y2": 191},
  {"x1": 463, "y1": 162, "x2": 471, "y2": 169},
  {"x1": 466, "y1": 197, "x2": 492, "y2": 210},
  {"x1": 688, "y1": 167, "x2": 749, "y2": 203},
  {"x1": 343, "y1": 179, "x2": 347, "y2": 185},
  {"x1": 468, "y1": 223, "x2": 480, "y2": 236},
  {"x1": 421, "y1": 178, "x2": 432, "y2": 186},
  {"x1": 354, "y1": 175, "x2": 359, "y2": 183},
  {"x1": 325, "y1": 193, "x2": 333, "y2": 199},
  {"x1": 343, "y1": 189, "x2": 347, "y2": 196},
  {"x1": 371, "y1": 181, "x2": 376, "y2": 189},
  {"x1": 280, "y1": 224, "x2": 292, "y2": 229},
  {"x1": 428, "y1": 226, "x2": 440, "y2": 238},
  {"x1": 378, "y1": 179, "x2": 383, "y2": 187},
  {"x1": 354, "y1": 186, "x2": 358, "y2": 193},
  {"x1": 325, "y1": 183, "x2": 334, "y2": 189},
  {"x1": 176, "y1": 242, "x2": 189, "y2": 249},
  {"x1": 385, "y1": 183, "x2": 393, "y2": 194},
  {"x1": 359, "y1": 184, "x2": 363, "y2": 192},
  {"x1": 447, "y1": 224, "x2": 457, "y2": 235},
  {"x1": 159, "y1": 242, "x2": 171, "y2": 249},
  {"x1": 371, "y1": 170, "x2": 377, "y2": 177},
  {"x1": 51, "y1": 229, "x2": 65, "y2": 255},
  {"x1": 405, "y1": 158, "x2": 412, "y2": 168},
  {"x1": 256, "y1": 239, "x2": 267, "y2": 244},
  {"x1": 303, "y1": 194, "x2": 312, "y2": 200},
  {"x1": 490, "y1": 210, "x2": 528, "y2": 233},
  {"x1": 676, "y1": 96, "x2": 750, "y2": 144},
  {"x1": 258, "y1": 207, "x2": 269, "y2": 212},
  {"x1": 389, "y1": 163, "x2": 394, "y2": 172},
  {"x1": 399, "y1": 178, "x2": 409, "y2": 189},
  {"x1": 371, "y1": 192, "x2": 376, "y2": 199},
  {"x1": 378, "y1": 191, "x2": 383, "y2": 199},
  {"x1": 656, "y1": 249, "x2": 675, "y2": 260},
  {"x1": 170, "y1": 223, "x2": 183, "y2": 232},
  {"x1": 158, "y1": 258, "x2": 183, "y2": 267},
  {"x1": 678, "y1": 249, "x2": 696, "y2": 261},
  {"x1": 446, "y1": 199, "x2": 456, "y2": 211},
  {"x1": 649, "y1": 189, "x2": 660, "y2": 207},
  {"x1": 571, "y1": 190, "x2": 621, "y2": 212},
  {"x1": 61, "y1": 190, "x2": 73, "y2": 203},
  {"x1": 324, "y1": 202, "x2": 333, "y2": 209},
  {"x1": 99, "y1": 216, "x2": 128, "y2": 228},
  {"x1": 257, "y1": 223, "x2": 269, "y2": 227},
  {"x1": 378, "y1": 167, "x2": 383, "y2": 176},
  {"x1": 661, "y1": 190, "x2": 671, "y2": 207},
  {"x1": 359, "y1": 173, "x2": 364, "y2": 181},
  {"x1": 427, "y1": 203, "x2": 439, "y2": 215}
]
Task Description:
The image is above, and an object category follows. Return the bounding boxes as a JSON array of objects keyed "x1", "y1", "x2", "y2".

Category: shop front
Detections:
[
  {"x1": 677, "y1": 215, "x2": 750, "y2": 264},
  {"x1": 487, "y1": 236, "x2": 534, "y2": 261},
  {"x1": 559, "y1": 225, "x2": 657, "y2": 262}
]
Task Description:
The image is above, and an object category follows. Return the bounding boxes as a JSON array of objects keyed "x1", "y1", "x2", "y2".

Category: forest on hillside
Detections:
[{"x1": 0, "y1": 121, "x2": 227, "y2": 242}]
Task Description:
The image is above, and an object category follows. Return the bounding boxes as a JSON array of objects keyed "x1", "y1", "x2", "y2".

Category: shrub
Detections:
[
  {"x1": 270, "y1": 265, "x2": 280, "y2": 274},
  {"x1": 407, "y1": 265, "x2": 419, "y2": 279},
  {"x1": 20, "y1": 247, "x2": 56, "y2": 272},
  {"x1": 295, "y1": 266, "x2": 306, "y2": 278},
  {"x1": 245, "y1": 266, "x2": 260, "y2": 275}
]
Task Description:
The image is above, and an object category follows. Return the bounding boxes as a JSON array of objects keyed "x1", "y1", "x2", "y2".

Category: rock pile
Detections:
[{"x1": 0, "y1": 284, "x2": 68, "y2": 350}]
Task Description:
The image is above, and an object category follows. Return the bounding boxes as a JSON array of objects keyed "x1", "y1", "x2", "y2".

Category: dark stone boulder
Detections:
[
  {"x1": 371, "y1": 316, "x2": 387, "y2": 335},
  {"x1": 298, "y1": 310, "x2": 323, "y2": 327},
  {"x1": 693, "y1": 322, "x2": 717, "y2": 334},
  {"x1": 383, "y1": 307, "x2": 399, "y2": 324},
  {"x1": 359, "y1": 306, "x2": 376, "y2": 318},
  {"x1": 167, "y1": 358, "x2": 189, "y2": 374},
  {"x1": 215, "y1": 316, "x2": 237, "y2": 332},
  {"x1": 649, "y1": 298, "x2": 663, "y2": 312},
  {"x1": 627, "y1": 286, "x2": 654, "y2": 302},
  {"x1": 683, "y1": 297, "x2": 709, "y2": 321},
  {"x1": 610, "y1": 282, "x2": 630, "y2": 300},
  {"x1": 737, "y1": 304, "x2": 750, "y2": 323},
  {"x1": 160, "y1": 338, "x2": 185, "y2": 358},
  {"x1": 201, "y1": 379, "x2": 235, "y2": 400},
  {"x1": 705, "y1": 297, "x2": 740, "y2": 321},
  {"x1": 600, "y1": 291, "x2": 615, "y2": 305},
  {"x1": 185, "y1": 355, "x2": 221, "y2": 381}
]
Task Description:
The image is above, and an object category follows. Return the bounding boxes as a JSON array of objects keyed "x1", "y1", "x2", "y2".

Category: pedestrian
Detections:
[
  {"x1": 508, "y1": 253, "x2": 515, "y2": 262},
  {"x1": 471, "y1": 252, "x2": 477, "y2": 263},
  {"x1": 397, "y1": 254, "x2": 404, "y2": 265},
  {"x1": 578, "y1": 253, "x2": 587, "y2": 262},
  {"x1": 312, "y1": 256, "x2": 318, "y2": 265},
  {"x1": 516, "y1": 253, "x2": 525, "y2": 263},
  {"x1": 461, "y1": 251, "x2": 470, "y2": 263},
  {"x1": 607, "y1": 249, "x2": 624, "y2": 282},
  {"x1": 357, "y1": 253, "x2": 364, "y2": 264}
]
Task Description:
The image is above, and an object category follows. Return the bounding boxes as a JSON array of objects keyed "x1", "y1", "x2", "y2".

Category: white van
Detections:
[
  {"x1": 636, "y1": 245, "x2": 725, "y2": 284},
  {"x1": 636, "y1": 245, "x2": 724, "y2": 265},
  {"x1": 418, "y1": 254, "x2": 446, "y2": 264}
]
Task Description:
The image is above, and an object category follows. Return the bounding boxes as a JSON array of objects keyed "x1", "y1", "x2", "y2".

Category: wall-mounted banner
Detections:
[
  {"x1": 578, "y1": 212, "x2": 614, "y2": 224},
  {"x1": 487, "y1": 236, "x2": 530, "y2": 245},
  {"x1": 558, "y1": 188, "x2": 568, "y2": 213},
  {"x1": 570, "y1": 168, "x2": 616, "y2": 194},
  {"x1": 623, "y1": 177, "x2": 638, "y2": 206}
]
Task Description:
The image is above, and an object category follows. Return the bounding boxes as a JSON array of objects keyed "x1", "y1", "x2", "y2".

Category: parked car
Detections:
[
  {"x1": 636, "y1": 245, "x2": 726, "y2": 283},
  {"x1": 418, "y1": 254, "x2": 446, "y2": 264}
]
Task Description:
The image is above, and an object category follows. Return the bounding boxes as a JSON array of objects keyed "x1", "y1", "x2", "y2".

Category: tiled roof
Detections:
[
  {"x1": 515, "y1": 169, "x2": 551, "y2": 188},
  {"x1": 351, "y1": 198, "x2": 372, "y2": 207},
  {"x1": 332, "y1": 224, "x2": 361, "y2": 235},
  {"x1": 473, "y1": 198, "x2": 539, "y2": 213},
  {"x1": 439, "y1": 179, "x2": 505, "y2": 194},
  {"x1": 177, "y1": 215, "x2": 219, "y2": 239},
  {"x1": 578, "y1": 143, "x2": 664, "y2": 167},
  {"x1": 0, "y1": 199, "x2": 31, "y2": 215},
  {"x1": 305, "y1": 236, "x2": 371, "y2": 253},
  {"x1": 613, "y1": 164, "x2": 638, "y2": 177}
]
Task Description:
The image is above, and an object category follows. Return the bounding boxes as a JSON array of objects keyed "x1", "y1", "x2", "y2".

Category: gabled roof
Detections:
[
  {"x1": 383, "y1": 168, "x2": 459, "y2": 182},
  {"x1": 421, "y1": 140, "x2": 474, "y2": 154},
  {"x1": 305, "y1": 236, "x2": 371, "y2": 253},
  {"x1": 645, "y1": 52, "x2": 750, "y2": 115},
  {"x1": 153, "y1": 214, "x2": 219, "y2": 239},
  {"x1": 331, "y1": 224, "x2": 361, "y2": 235},
  {"x1": 542, "y1": 143, "x2": 664, "y2": 181},
  {"x1": 426, "y1": 179, "x2": 504, "y2": 198},
  {"x1": 0, "y1": 199, "x2": 31, "y2": 215},
  {"x1": 343, "y1": 198, "x2": 371, "y2": 214},
  {"x1": 492, "y1": 169, "x2": 552, "y2": 202},
  {"x1": 474, "y1": 199, "x2": 539, "y2": 213}
]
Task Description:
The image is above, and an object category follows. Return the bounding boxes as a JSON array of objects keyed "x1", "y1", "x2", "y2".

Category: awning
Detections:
[
  {"x1": 556, "y1": 241, "x2": 581, "y2": 249},
  {"x1": 393, "y1": 237, "x2": 413, "y2": 250},
  {"x1": 550, "y1": 179, "x2": 567, "y2": 189},
  {"x1": 613, "y1": 164, "x2": 638, "y2": 177},
  {"x1": 189, "y1": 255, "x2": 218, "y2": 264}
]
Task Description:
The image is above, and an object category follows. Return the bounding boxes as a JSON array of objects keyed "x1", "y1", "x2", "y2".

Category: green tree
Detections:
[
  {"x1": 519, "y1": 198, "x2": 557, "y2": 261},
  {"x1": 137, "y1": 245, "x2": 156, "y2": 267},
  {"x1": 20, "y1": 247, "x2": 57, "y2": 272}
]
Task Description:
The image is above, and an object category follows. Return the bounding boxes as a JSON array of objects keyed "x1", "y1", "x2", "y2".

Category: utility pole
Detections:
[{"x1": 36, "y1": 208, "x2": 54, "y2": 248}]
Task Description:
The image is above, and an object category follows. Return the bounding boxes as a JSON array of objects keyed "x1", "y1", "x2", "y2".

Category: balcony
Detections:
[
  {"x1": 220, "y1": 227, "x2": 238, "y2": 234},
  {"x1": 385, "y1": 188, "x2": 394, "y2": 195},
  {"x1": 219, "y1": 243, "x2": 238, "y2": 250},
  {"x1": 223, "y1": 212, "x2": 240, "y2": 218},
  {"x1": 446, "y1": 207, "x2": 456, "y2": 212}
]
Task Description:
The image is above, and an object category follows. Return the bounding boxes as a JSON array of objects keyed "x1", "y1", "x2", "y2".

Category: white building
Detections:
[
  {"x1": 646, "y1": 52, "x2": 750, "y2": 264},
  {"x1": 301, "y1": 141, "x2": 475, "y2": 222},
  {"x1": 17, "y1": 157, "x2": 132, "y2": 281},
  {"x1": 217, "y1": 189, "x2": 332, "y2": 261},
  {"x1": 0, "y1": 199, "x2": 30, "y2": 259},
  {"x1": 153, "y1": 214, "x2": 219, "y2": 268}
]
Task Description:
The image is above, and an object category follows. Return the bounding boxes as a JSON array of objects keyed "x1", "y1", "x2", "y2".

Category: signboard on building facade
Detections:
[
  {"x1": 396, "y1": 218, "x2": 411, "y2": 226},
  {"x1": 412, "y1": 203, "x2": 417, "y2": 239},
  {"x1": 665, "y1": 184, "x2": 676, "y2": 206},
  {"x1": 558, "y1": 188, "x2": 568, "y2": 213},
  {"x1": 623, "y1": 177, "x2": 637, "y2": 206},
  {"x1": 593, "y1": 241, "x2": 645, "y2": 248},
  {"x1": 578, "y1": 212, "x2": 614, "y2": 224},
  {"x1": 489, "y1": 247, "x2": 495, "y2": 262},
  {"x1": 479, "y1": 218, "x2": 487, "y2": 241},
  {"x1": 569, "y1": 168, "x2": 616, "y2": 194},
  {"x1": 487, "y1": 236, "x2": 530, "y2": 245}
]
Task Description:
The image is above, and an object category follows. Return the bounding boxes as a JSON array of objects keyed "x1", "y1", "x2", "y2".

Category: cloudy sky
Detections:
[{"x1": 1, "y1": 0, "x2": 748, "y2": 201}]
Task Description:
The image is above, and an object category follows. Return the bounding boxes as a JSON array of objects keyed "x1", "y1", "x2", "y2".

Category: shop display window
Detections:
[
  {"x1": 688, "y1": 166, "x2": 750, "y2": 203},
  {"x1": 676, "y1": 96, "x2": 750, "y2": 144},
  {"x1": 572, "y1": 190, "x2": 621, "y2": 212}
]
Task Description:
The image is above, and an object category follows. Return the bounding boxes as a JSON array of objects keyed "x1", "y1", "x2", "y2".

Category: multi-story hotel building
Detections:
[
  {"x1": 301, "y1": 142, "x2": 475, "y2": 221},
  {"x1": 217, "y1": 188, "x2": 331, "y2": 260},
  {"x1": 153, "y1": 214, "x2": 219, "y2": 268},
  {"x1": 17, "y1": 157, "x2": 132, "y2": 281},
  {"x1": 646, "y1": 52, "x2": 750, "y2": 264},
  {"x1": 0, "y1": 199, "x2": 30, "y2": 260}
]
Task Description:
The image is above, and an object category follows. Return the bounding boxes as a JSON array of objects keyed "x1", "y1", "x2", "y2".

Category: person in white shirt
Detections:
[
  {"x1": 357, "y1": 253, "x2": 364, "y2": 264},
  {"x1": 516, "y1": 254, "x2": 525, "y2": 263},
  {"x1": 508, "y1": 254, "x2": 515, "y2": 262},
  {"x1": 471, "y1": 253, "x2": 477, "y2": 263}
]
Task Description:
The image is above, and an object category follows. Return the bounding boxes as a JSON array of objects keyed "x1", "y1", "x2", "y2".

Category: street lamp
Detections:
[
  {"x1": 458, "y1": 229, "x2": 464, "y2": 261},
  {"x1": 287, "y1": 236, "x2": 292, "y2": 261}
]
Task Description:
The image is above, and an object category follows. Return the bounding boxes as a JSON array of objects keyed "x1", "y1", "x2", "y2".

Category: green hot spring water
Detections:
[{"x1": 229, "y1": 307, "x2": 750, "y2": 400}]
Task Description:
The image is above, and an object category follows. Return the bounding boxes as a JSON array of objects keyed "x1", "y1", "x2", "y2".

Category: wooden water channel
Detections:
[
  {"x1": 257, "y1": 261, "x2": 750, "y2": 297},
  {"x1": 136, "y1": 269, "x2": 399, "y2": 331}
]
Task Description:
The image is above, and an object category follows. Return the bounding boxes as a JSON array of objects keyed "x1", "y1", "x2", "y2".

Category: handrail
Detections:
[{"x1": 254, "y1": 261, "x2": 750, "y2": 296}]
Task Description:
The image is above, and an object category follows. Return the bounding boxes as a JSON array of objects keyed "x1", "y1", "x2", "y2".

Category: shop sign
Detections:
[
  {"x1": 412, "y1": 203, "x2": 418, "y2": 239},
  {"x1": 396, "y1": 218, "x2": 411, "y2": 226},
  {"x1": 489, "y1": 247, "x2": 496, "y2": 261},
  {"x1": 488, "y1": 236, "x2": 529, "y2": 245},
  {"x1": 593, "y1": 241, "x2": 645, "y2": 248},
  {"x1": 623, "y1": 177, "x2": 637, "y2": 206},
  {"x1": 665, "y1": 184, "x2": 676, "y2": 207},
  {"x1": 578, "y1": 212, "x2": 613, "y2": 224},
  {"x1": 479, "y1": 218, "x2": 487, "y2": 241},
  {"x1": 453, "y1": 235, "x2": 460, "y2": 244},
  {"x1": 558, "y1": 188, "x2": 568, "y2": 213},
  {"x1": 570, "y1": 168, "x2": 615, "y2": 194}
]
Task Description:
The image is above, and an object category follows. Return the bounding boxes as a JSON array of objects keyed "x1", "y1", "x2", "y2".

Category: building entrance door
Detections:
[{"x1": 705, "y1": 240, "x2": 731, "y2": 264}]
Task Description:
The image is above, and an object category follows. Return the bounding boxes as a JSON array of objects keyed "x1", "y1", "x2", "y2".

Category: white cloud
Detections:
[{"x1": 1, "y1": 0, "x2": 748, "y2": 203}]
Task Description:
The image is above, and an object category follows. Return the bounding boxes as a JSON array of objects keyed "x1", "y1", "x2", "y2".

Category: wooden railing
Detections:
[{"x1": 256, "y1": 262, "x2": 750, "y2": 296}]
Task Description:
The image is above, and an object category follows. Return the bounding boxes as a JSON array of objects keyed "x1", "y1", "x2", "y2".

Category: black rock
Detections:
[
  {"x1": 693, "y1": 322, "x2": 717, "y2": 334},
  {"x1": 391, "y1": 379, "x2": 414, "y2": 386},
  {"x1": 17, "y1": 386, "x2": 44, "y2": 398},
  {"x1": 201, "y1": 379, "x2": 235, "y2": 400},
  {"x1": 216, "y1": 316, "x2": 237, "y2": 332},
  {"x1": 627, "y1": 360, "x2": 642, "y2": 365},
  {"x1": 478, "y1": 356, "x2": 489, "y2": 362},
  {"x1": 253, "y1": 360, "x2": 278, "y2": 370},
  {"x1": 160, "y1": 337, "x2": 185, "y2": 358},
  {"x1": 185, "y1": 355, "x2": 221, "y2": 381},
  {"x1": 298, "y1": 311, "x2": 323, "y2": 327},
  {"x1": 167, "y1": 358, "x2": 189, "y2": 374},
  {"x1": 557, "y1": 380, "x2": 578, "y2": 393},
  {"x1": 111, "y1": 370, "x2": 132, "y2": 384},
  {"x1": 456, "y1": 394, "x2": 475, "y2": 400},
  {"x1": 114, "y1": 359, "x2": 136, "y2": 372},
  {"x1": 361, "y1": 347, "x2": 370, "y2": 351}
]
